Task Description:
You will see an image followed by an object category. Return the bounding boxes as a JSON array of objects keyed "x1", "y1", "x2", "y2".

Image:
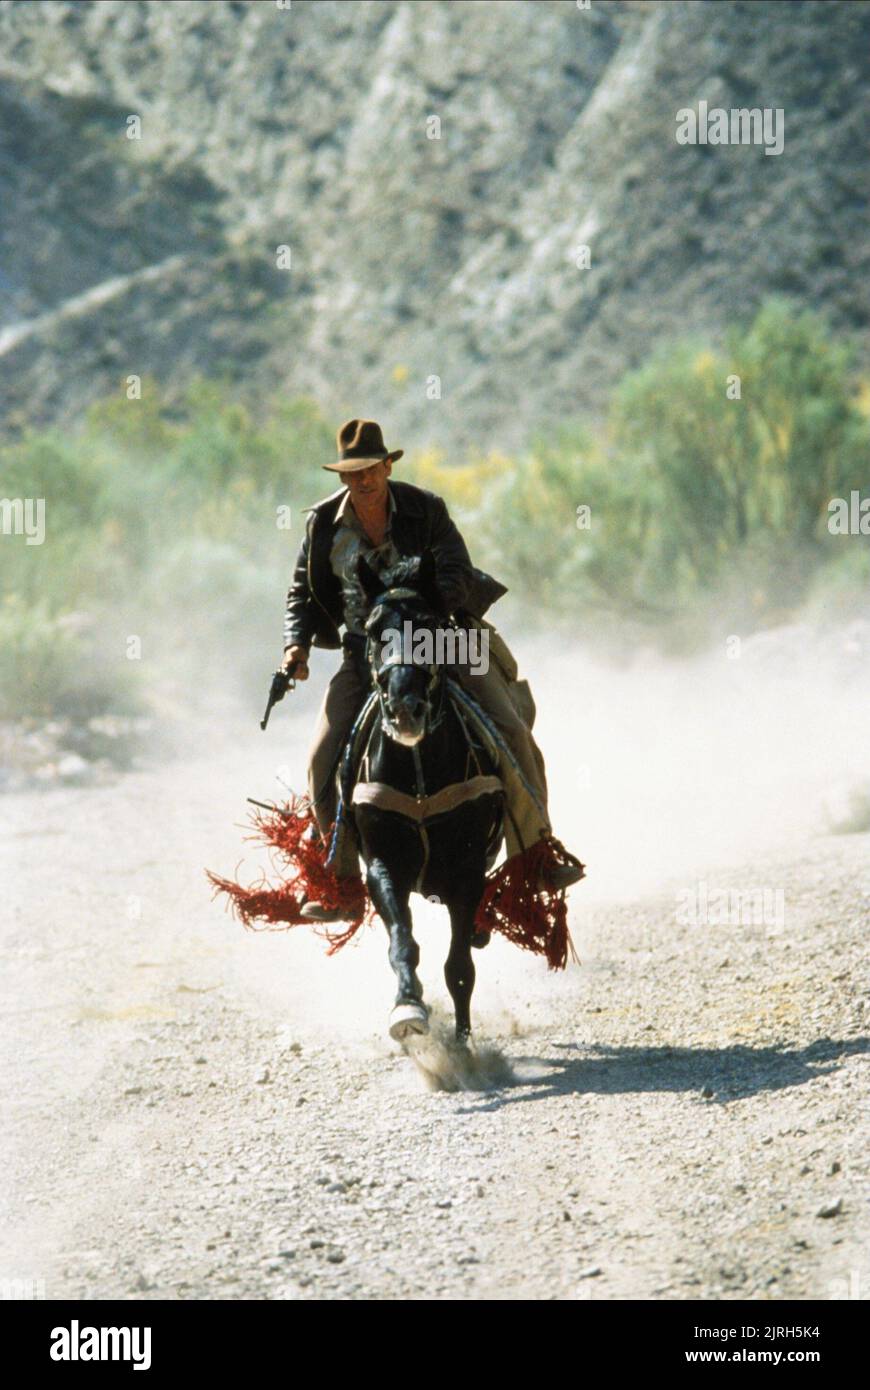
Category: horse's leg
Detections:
[
  {"x1": 366, "y1": 857, "x2": 428, "y2": 1039},
  {"x1": 445, "y1": 897, "x2": 477, "y2": 1046}
]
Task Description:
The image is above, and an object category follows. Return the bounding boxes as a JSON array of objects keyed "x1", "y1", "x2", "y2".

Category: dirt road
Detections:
[{"x1": 2, "y1": 649, "x2": 869, "y2": 1301}]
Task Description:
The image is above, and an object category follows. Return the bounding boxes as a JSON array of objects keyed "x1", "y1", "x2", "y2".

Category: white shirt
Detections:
[{"x1": 329, "y1": 487, "x2": 401, "y2": 636}]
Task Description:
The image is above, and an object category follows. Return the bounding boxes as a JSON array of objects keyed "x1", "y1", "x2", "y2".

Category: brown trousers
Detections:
[{"x1": 306, "y1": 620, "x2": 551, "y2": 876}]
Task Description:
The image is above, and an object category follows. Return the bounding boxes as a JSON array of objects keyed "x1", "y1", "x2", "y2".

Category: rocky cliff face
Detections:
[{"x1": 0, "y1": 0, "x2": 867, "y2": 449}]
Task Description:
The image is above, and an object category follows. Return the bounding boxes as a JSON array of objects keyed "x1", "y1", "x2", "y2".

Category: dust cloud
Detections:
[
  {"x1": 522, "y1": 619, "x2": 870, "y2": 903},
  {"x1": 200, "y1": 614, "x2": 869, "y2": 1053}
]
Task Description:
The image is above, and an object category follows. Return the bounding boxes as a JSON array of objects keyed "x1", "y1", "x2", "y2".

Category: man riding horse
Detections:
[{"x1": 282, "y1": 418, "x2": 585, "y2": 923}]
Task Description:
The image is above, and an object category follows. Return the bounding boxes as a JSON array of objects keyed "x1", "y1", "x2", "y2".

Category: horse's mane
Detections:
[{"x1": 364, "y1": 552, "x2": 449, "y2": 625}]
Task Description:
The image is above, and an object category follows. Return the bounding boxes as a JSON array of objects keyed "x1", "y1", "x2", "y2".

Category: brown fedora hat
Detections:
[{"x1": 323, "y1": 418, "x2": 404, "y2": 472}]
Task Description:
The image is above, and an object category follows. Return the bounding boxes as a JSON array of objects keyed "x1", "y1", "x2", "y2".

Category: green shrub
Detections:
[
  {"x1": 0, "y1": 387, "x2": 330, "y2": 719},
  {"x1": 483, "y1": 300, "x2": 870, "y2": 635},
  {"x1": 1, "y1": 301, "x2": 866, "y2": 723},
  {"x1": 0, "y1": 595, "x2": 143, "y2": 720}
]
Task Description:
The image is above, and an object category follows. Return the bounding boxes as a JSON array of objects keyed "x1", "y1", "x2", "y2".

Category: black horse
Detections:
[{"x1": 345, "y1": 551, "x2": 504, "y2": 1046}]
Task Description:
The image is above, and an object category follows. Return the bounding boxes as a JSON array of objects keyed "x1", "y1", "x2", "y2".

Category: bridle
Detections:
[{"x1": 364, "y1": 586, "x2": 449, "y2": 736}]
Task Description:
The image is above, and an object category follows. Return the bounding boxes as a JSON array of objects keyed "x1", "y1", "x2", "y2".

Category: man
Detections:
[{"x1": 282, "y1": 418, "x2": 583, "y2": 921}]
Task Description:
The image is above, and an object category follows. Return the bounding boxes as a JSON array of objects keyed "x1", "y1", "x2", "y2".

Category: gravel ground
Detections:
[{"x1": 2, "y1": 716, "x2": 868, "y2": 1303}]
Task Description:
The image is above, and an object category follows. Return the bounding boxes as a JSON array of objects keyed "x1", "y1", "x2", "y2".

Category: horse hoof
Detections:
[
  {"x1": 471, "y1": 928, "x2": 491, "y2": 949},
  {"x1": 389, "y1": 1000, "x2": 430, "y2": 1041}
]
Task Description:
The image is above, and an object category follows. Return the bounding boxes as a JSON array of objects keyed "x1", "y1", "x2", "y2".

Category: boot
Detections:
[
  {"x1": 537, "y1": 834, "x2": 586, "y2": 893},
  {"x1": 541, "y1": 859, "x2": 586, "y2": 892},
  {"x1": 299, "y1": 899, "x2": 351, "y2": 924}
]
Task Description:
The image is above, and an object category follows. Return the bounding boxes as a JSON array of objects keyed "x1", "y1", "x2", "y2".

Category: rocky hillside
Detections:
[{"x1": 0, "y1": 0, "x2": 868, "y2": 450}]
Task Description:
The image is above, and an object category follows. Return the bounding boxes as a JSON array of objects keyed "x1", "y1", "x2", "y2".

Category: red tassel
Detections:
[
  {"x1": 206, "y1": 794, "x2": 372, "y2": 955},
  {"x1": 473, "y1": 836, "x2": 583, "y2": 970},
  {"x1": 209, "y1": 797, "x2": 583, "y2": 969}
]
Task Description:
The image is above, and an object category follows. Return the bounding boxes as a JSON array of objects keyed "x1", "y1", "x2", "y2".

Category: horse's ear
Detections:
[{"x1": 357, "y1": 554, "x2": 385, "y2": 602}]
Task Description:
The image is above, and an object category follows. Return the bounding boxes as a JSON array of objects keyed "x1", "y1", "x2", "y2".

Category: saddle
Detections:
[{"x1": 321, "y1": 679, "x2": 517, "y2": 877}]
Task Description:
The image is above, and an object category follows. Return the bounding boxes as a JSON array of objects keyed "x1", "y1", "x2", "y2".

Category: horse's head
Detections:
[{"x1": 357, "y1": 549, "x2": 448, "y2": 747}]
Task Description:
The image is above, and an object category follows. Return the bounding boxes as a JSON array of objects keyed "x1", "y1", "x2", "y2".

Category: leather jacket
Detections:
[{"x1": 284, "y1": 479, "x2": 507, "y2": 651}]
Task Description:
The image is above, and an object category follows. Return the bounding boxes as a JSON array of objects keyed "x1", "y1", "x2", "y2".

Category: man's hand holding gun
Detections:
[
  {"x1": 260, "y1": 645, "x2": 310, "y2": 731},
  {"x1": 283, "y1": 644, "x2": 309, "y2": 681}
]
